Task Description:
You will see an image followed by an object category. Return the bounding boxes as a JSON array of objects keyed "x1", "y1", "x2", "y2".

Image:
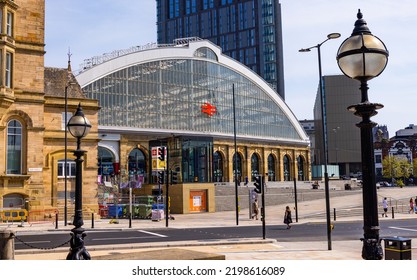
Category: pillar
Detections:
[{"x1": 0, "y1": 229, "x2": 15, "y2": 260}]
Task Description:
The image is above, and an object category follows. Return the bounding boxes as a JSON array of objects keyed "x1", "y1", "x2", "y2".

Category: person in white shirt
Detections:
[{"x1": 382, "y1": 197, "x2": 388, "y2": 217}]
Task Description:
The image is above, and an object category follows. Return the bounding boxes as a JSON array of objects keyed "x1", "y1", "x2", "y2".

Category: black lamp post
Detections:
[
  {"x1": 66, "y1": 103, "x2": 92, "y2": 260},
  {"x1": 299, "y1": 32, "x2": 340, "y2": 251},
  {"x1": 336, "y1": 9, "x2": 388, "y2": 260}
]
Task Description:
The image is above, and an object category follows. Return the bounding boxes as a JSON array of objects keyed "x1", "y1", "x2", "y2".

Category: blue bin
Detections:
[
  {"x1": 152, "y1": 203, "x2": 165, "y2": 210},
  {"x1": 108, "y1": 205, "x2": 124, "y2": 218}
]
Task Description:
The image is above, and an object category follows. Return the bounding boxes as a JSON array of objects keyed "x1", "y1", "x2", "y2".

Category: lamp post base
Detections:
[
  {"x1": 66, "y1": 227, "x2": 91, "y2": 260},
  {"x1": 361, "y1": 237, "x2": 383, "y2": 260}
]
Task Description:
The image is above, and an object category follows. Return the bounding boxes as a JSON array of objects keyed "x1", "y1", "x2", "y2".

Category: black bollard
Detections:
[
  {"x1": 391, "y1": 207, "x2": 395, "y2": 219},
  {"x1": 55, "y1": 213, "x2": 58, "y2": 229},
  {"x1": 129, "y1": 213, "x2": 132, "y2": 228},
  {"x1": 91, "y1": 213, "x2": 94, "y2": 229},
  {"x1": 334, "y1": 208, "x2": 337, "y2": 221}
]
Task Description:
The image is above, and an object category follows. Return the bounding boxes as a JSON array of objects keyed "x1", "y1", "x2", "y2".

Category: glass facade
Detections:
[
  {"x1": 83, "y1": 56, "x2": 298, "y2": 140},
  {"x1": 78, "y1": 40, "x2": 309, "y2": 185},
  {"x1": 156, "y1": 0, "x2": 285, "y2": 99}
]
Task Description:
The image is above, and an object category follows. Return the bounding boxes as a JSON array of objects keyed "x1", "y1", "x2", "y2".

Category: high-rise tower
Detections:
[{"x1": 156, "y1": 0, "x2": 285, "y2": 99}]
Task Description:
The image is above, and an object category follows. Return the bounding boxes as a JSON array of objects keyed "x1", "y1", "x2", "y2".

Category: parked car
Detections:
[{"x1": 378, "y1": 181, "x2": 392, "y2": 187}]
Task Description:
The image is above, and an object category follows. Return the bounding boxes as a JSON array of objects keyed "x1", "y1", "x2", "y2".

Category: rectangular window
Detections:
[
  {"x1": 5, "y1": 52, "x2": 12, "y2": 87},
  {"x1": 6, "y1": 11, "x2": 13, "y2": 36},
  {"x1": 61, "y1": 112, "x2": 73, "y2": 130},
  {"x1": 58, "y1": 160, "x2": 76, "y2": 178}
]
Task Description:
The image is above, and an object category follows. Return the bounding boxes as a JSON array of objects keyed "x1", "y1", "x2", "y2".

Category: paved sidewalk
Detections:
[{"x1": 4, "y1": 186, "x2": 417, "y2": 260}]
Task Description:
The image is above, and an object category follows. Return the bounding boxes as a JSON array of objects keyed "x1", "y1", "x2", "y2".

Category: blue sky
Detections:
[{"x1": 45, "y1": 0, "x2": 417, "y2": 136}]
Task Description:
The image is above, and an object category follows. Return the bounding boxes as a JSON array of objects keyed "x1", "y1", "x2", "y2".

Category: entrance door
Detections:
[{"x1": 189, "y1": 190, "x2": 207, "y2": 212}]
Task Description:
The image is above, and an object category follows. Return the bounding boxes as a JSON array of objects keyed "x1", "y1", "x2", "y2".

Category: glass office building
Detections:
[
  {"x1": 77, "y1": 39, "x2": 309, "y2": 213},
  {"x1": 156, "y1": 0, "x2": 286, "y2": 99}
]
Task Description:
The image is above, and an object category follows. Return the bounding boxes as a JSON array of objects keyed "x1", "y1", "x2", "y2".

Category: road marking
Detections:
[
  {"x1": 92, "y1": 236, "x2": 157, "y2": 241},
  {"x1": 389, "y1": 226, "x2": 417, "y2": 232},
  {"x1": 92, "y1": 230, "x2": 167, "y2": 241},
  {"x1": 15, "y1": 241, "x2": 51, "y2": 244},
  {"x1": 138, "y1": 230, "x2": 167, "y2": 237}
]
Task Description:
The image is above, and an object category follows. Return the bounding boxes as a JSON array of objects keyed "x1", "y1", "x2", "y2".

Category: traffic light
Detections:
[
  {"x1": 171, "y1": 170, "x2": 179, "y2": 184},
  {"x1": 254, "y1": 176, "x2": 262, "y2": 194},
  {"x1": 157, "y1": 171, "x2": 164, "y2": 184},
  {"x1": 158, "y1": 146, "x2": 165, "y2": 161}
]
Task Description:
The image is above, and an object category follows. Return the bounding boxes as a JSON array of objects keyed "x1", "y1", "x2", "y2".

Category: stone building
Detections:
[{"x1": 0, "y1": 0, "x2": 99, "y2": 221}]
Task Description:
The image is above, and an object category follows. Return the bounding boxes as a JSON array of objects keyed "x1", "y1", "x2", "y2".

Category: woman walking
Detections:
[
  {"x1": 284, "y1": 206, "x2": 293, "y2": 229},
  {"x1": 409, "y1": 198, "x2": 414, "y2": 214}
]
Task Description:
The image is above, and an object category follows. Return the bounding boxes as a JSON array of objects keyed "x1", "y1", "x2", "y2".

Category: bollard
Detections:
[
  {"x1": 0, "y1": 229, "x2": 15, "y2": 260},
  {"x1": 91, "y1": 212, "x2": 94, "y2": 229},
  {"x1": 129, "y1": 213, "x2": 132, "y2": 228},
  {"x1": 392, "y1": 207, "x2": 395, "y2": 219},
  {"x1": 55, "y1": 213, "x2": 58, "y2": 229}
]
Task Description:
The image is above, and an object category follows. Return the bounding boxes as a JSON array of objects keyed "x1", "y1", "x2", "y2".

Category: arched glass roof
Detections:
[{"x1": 77, "y1": 40, "x2": 309, "y2": 145}]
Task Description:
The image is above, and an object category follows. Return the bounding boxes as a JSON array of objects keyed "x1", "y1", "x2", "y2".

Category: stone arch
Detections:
[
  {"x1": 2, "y1": 192, "x2": 28, "y2": 209},
  {"x1": 232, "y1": 151, "x2": 244, "y2": 184},
  {"x1": 127, "y1": 147, "x2": 148, "y2": 183},
  {"x1": 2, "y1": 110, "x2": 34, "y2": 128},
  {"x1": 297, "y1": 154, "x2": 307, "y2": 181},
  {"x1": 250, "y1": 152, "x2": 262, "y2": 181},
  {"x1": 45, "y1": 149, "x2": 78, "y2": 208},
  {"x1": 283, "y1": 154, "x2": 292, "y2": 181},
  {"x1": 213, "y1": 150, "x2": 225, "y2": 182},
  {"x1": 267, "y1": 153, "x2": 277, "y2": 181}
]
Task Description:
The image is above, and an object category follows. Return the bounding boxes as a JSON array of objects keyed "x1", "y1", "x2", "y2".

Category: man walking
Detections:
[{"x1": 382, "y1": 197, "x2": 388, "y2": 217}]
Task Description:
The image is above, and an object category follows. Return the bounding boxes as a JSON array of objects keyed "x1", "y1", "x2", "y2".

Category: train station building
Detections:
[{"x1": 77, "y1": 38, "x2": 310, "y2": 214}]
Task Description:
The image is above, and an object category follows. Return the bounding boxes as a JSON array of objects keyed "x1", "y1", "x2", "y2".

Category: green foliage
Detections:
[
  {"x1": 397, "y1": 179, "x2": 404, "y2": 188},
  {"x1": 382, "y1": 156, "x2": 413, "y2": 179}
]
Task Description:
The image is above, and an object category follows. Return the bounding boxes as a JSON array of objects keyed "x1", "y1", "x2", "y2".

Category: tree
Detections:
[{"x1": 382, "y1": 156, "x2": 413, "y2": 181}]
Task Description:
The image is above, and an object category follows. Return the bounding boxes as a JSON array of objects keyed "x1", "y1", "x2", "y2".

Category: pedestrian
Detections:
[
  {"x1": 414, "y1": 196, "x2": 417, "y2": 214},
  {"x1": 382, "y1": 197, "x2": 388, "y2": 217},
  {"x1": 409, "y1": 198, "x2": 414, "y2": 214},
  {"x1": 284, "y1": 206, "x2": 293, "y2": 229},
  {"x1": 252, "y1": 199, "x2": 259, "y2": 220}
]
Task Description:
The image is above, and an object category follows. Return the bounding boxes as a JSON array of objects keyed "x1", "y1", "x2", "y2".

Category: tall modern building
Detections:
[
  {"x1": 313, "y1": 75, "x2": 362, "y2": 177},
  {"x1": 156, "y1": 0, "x2": 286, "y2": 99}
]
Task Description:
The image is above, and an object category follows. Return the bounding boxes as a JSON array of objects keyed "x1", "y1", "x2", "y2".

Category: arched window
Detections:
[
  {"x1": 268, "y1": 154, "x2": 275, "y2": 181},
  {"x1": 297, "y1": 156, "x2": 304, "y2": 181},
  {"x1": 213, "y1": 151, "x2": 223, "y2": 182},
  {"x1": 7, "y1": 120, "x2": 22, "y2": 174},
  {"x1": 251, "y1": 153, "x2": 260, "y2": 181},
  {"x1": 98, "y1": 147, "x2": 115, "y2": 176},
  {"x1": 283, "y1": 155, "x2": 291, "y2": 181},
  {"x1": 128, "y1": 148, "x2": 146, "y2": 181},
  {"x1": 194, "y1": 47, "x2": 218, "y2": 61},
  {"x1": 232, "y1": 153, "x2": 242, "y2": 183}
]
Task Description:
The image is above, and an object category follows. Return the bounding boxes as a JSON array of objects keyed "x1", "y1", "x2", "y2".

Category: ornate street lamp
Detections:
[
  {"x1": 299, "y1": 32, "x2": 341, "y2": 251},
  {"x1": 66, "y1": 103, "x2": 92, "y2": 260},
  {"x1": 336, "y1": 9, "x2": 388, "y2": 260}
]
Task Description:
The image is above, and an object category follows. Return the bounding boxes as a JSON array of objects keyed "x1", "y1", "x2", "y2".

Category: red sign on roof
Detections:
[{"x1": 201, "y1": 102, "x2": 216, "y2": 117}]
